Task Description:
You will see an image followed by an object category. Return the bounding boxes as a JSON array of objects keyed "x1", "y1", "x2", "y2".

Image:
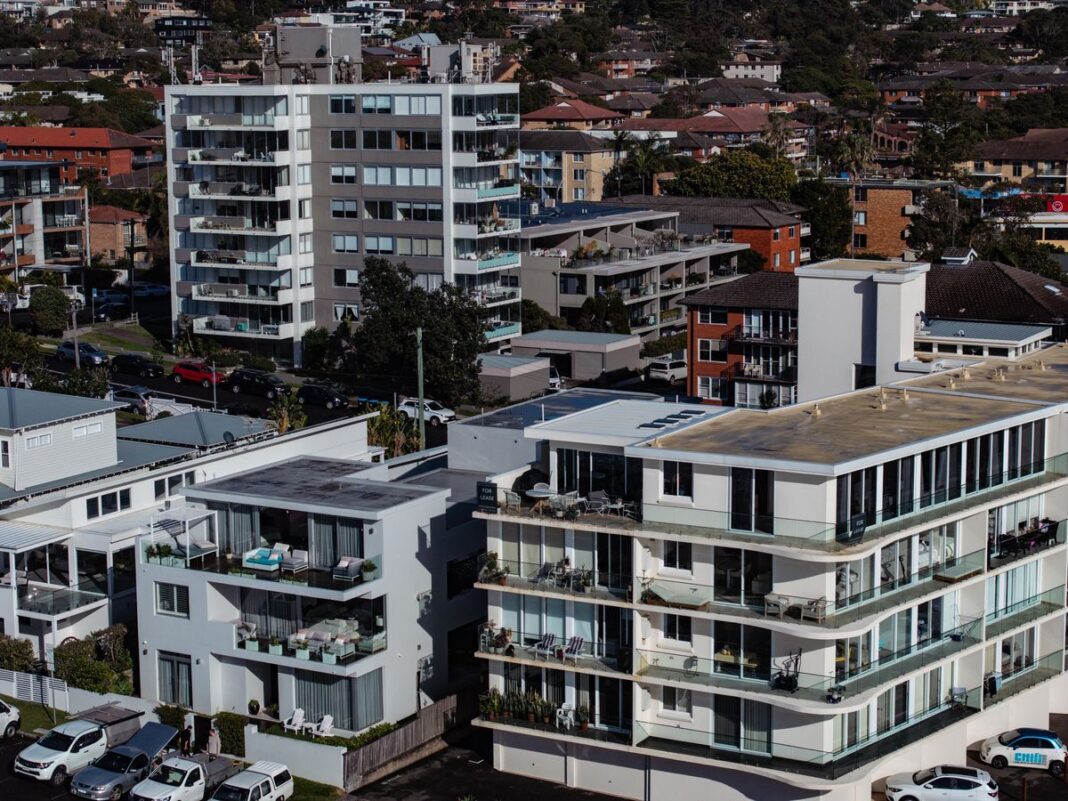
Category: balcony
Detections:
[
  {"x1": 190, "y1": 249, "x2": 279, "y2": 268},
  {"x1": 728, "y1": 326, "x2": 798, "y2": 346},
  {"x1": 985, "y1": 585, "x2": 1065, "y2": 639},
  {"x1": 235, "y1": 622, "x2": 386, "y2": 668},
  {"x1": 800, "y1": 247, "x2": 812, "y2": 261},
  {"x1": 988, "y1": 517, "x2": 1065, "y2": 570},
  {"x1": 17, "y1": 579, "x2": 107, "y2": 618},
  {"x1": 188, "y1": 182, "x2": 286, "y2": 200},
  {"x1": 985, "y1": 651, "x2": 1063, "y2": 706},
  {"x1": 800, "y1": 223, "x2": 812, "y2": 236},
  {"x1": 454, "y1": 217, "x2": 521, "y2": 239},
  {"x1": 476, "y1": 624, "x2": 629, "y2": 675},
  {"x1": 731, "y1": 361, "x2": 797, "y2": 384},
  {"x1": 190, "y1": 316, "x2": 294, "y2": 339},
  {"x1": 475, "y1": 113, "x2": 519, "y2": 127},
  {"x1": 659, "y1": 307, "x2": 683, "y2": 324},
  {"x1": 476, "y1": 556, "x2": 630, "y2": 604},
  {"x1": 631, "y1": 313, "x2": 658, "y2": 330},
  {"x1": 189, "y1": 216, "x2": 284, "y2": 235},
  {"x1": 471, "y1": 286, "x2": 520, "y2": 306},
  {"x1": 187, "y1": 148, "x2": 284, "y2": 164},
  {"x1": 186, "y1": 113, "x2": 279, "y2": 129},
  {"x1": 192, "y1": 282, "x2": 292, "y2": 305},
  {"x1": 44, "y1": 214, "x2": 82, "y2": 229},
  {"x1": 485, "y1": 321, "x2": 521, "y2": 341}
]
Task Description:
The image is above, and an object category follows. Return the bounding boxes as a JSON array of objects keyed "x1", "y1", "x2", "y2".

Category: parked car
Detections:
[
  {"x1": 296, "y1": 382, "x2": 348, "y2": 410},
  {"x1": 111, "y1": 386, "x2": 158, "y2": 415},
  {"x1": 548, "y1": 365, "x2": 562, "y2": 391},
  {"x1": 15, "y1": 706, "x2": 141, "y2": 786},
  {"x1": 130, "y1": 754, "x2": 240, "y2": 801},
  {"x1": 92, "y1": 302, "x2": 131, "y2": 323},
  {"x1": 885, "y1": 765, "x2": 998, "y2": 801},
  {"x1": 96, "y1": 289, "x2": 129, "y2": 305},
  {"x1": 70, "y1": 722, "x2": 177, "y2": 801},
  {"x1": 111, "y1": 353, "x2": 164, "y2": 379},
  {"x1": 57, "y1": 341, "x2": 109, "y2": 366},
  {"x1": 172, "y1": 361, "x2": 225, "y2": 387},
  {"x1": 397, "y1": 398, "x2": 456, "y2": 426},
  {"x1": 228, "y1": 368, "x2": 290, "y2": 399},
  {"x1": 648, "y1": 354, "x2": 687, "y2": 385},
  {"x1": 0, "y1": 697, "x2": 20, "y2": 739},
  {"x1": 133, "y1": 284, "x2": 169, "y2": 298},
  {"x1": 980, "y1": 728, "x2": 1066, "y2": 776},
  {"x1": 210, "y1": 761, "x2": 294, "y2": 801}
]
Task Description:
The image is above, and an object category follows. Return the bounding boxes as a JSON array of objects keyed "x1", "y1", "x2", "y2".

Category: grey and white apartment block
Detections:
[{"x1": 165, "y1": 33, "x2": 521, "y2": 365}]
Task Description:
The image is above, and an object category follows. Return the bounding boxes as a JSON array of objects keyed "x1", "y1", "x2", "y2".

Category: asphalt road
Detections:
[
  {"x1": 965, "y1": 713, "x2": 1068, "y2": 801},
  {"x1": 0, "y1": 735, "x2": 71, "y2": 801}
]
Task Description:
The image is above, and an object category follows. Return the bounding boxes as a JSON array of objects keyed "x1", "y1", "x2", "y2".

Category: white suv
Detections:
[
  {"x1": 648, "y1": 355, "x2": 687, "y2": 384},
  {"x1": 885, "y1": 766, "x2": 998, "y2": 801},
  {"x1": 397, "y1": 398, "x2": 456, "y2": 426}
]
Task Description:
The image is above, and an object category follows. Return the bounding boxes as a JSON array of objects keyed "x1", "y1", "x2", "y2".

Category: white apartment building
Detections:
[
  {"x1": 468, "y1": 261, "x2": 1068, "y2": 800},
  {"x1": 165, "y1": 35, "x2": 521, "y2": 365},
  {"x1": 0, "y1": 387, "x2": 377, "y2": 661}
]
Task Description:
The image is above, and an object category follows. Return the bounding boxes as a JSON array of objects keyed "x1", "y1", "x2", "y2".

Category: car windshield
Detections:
[
  {"x1": 426, "y1": 401, "x2": 444, "y2": 410},
  {"x1": 38, "y1": 731, "x2": 75, "y2": 751},
  {"x1": 94, "y1": 752, "x2": 132, "y2": 773},
  {"x1": 998, "y1": 730, "x2": 1022, "y2": 745},
  {"x1": 212, "y1": 785, "x2": 249, "y2": 801},
  {"x1": 150, "y1": 766, "x2": 187, "y2": 787},
  {"x1": 912, "y1": 769, "x2": 936, "y2": 784}
]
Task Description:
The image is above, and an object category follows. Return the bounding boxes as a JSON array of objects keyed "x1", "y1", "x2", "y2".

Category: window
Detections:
[
  {"x1": 789, "y1": 249, "x2": 796, "y2": 264},
  {"x1": 662, "y1": 461, "x2": 693, "y2": 497},
  {"x1": 361, "y1": 95, "x2": 392, "y2": 114},
  {"x1": 296, "y1": 130, "x2": 310, "y2": 150},
  {"x1": 0, "y1": 440, "x2": 8, "y2": 468},
  {"x1": 333, "y1": 303, "x2": 359, "y2": 322},
  {"x1": 329, "y1": 95, "x2": 357, "y2": 114},
  {"x1": 299, "y1": 199, "x2": 312, "y2": 219},
  {"x1": 663, "y1": 686, "x2": 692, "y2": 714},
  {"x1": 773, "y1": 253, "x2": 781, "y2": 268},
  {"x1": 26, "y1": 432, "x2": 52, "y2": 449},
  {"x1": 362, "y1": 130, "x2": 393, "y2": 149},
  {"x1": 664, "y1": 540, "x2": 692, "y2": 571},
  {"x1": 86, "y1": 488, "x2": 131, "y2": 520},
  {"x1": 698, "y1": 306, "x2": 728, "y2": 325},
  {"x1": 394, "y1": 166, "x2": 441, "y2": 187},
  {"x1": 331, "y1": 199, "x2": 359, "y2": 219},
  {"x1": 773, "y1": 229, "x2": 780, "y2": 241},
  {"x1": 296, "y1": 95, "x2": 309, "y2": 114},
  {"x1": 1012, "y1": 163, "x2": 1023, "y2": 177},
  {"x1": 854, "y1": 211, "x2": 867, "y2": 226},
  {"x1": 73, "y1": 422, "x2": 102, "y2": 439},
  {"x1": 836, "y1": 466, "x2": 876, "y2": 536},
  {"x1": 332, "y1": 234, "x2": 360, "y2": 253},
  {"x1": 698, "y1": 338, "x2": 727, "y2": 362},
  {"x1": 853, "y1": 233, "x2": 867, "y2": 249},
  {"x1": 333, "y1": 269, "x2": 360, "y2": 288},
  {"x1": 363, "y1": 166, "x2": 392, "y2": 185},
  {"x1": 572, "y1": 188, "x2": 585, "y2": 201},
  {"x1": 330, "y1": 129, "x2": 358, "y2": 149},
  {"x1": 573, "y1": 169, "x2": 586, "y2": 181},
  {"x1": 299, "y1": 233, "x2": 313, "y2": 254},
  {"x1": 299, "y1": 268, "x2": 313, "y2": 287},
  {"x1": 394, "y1": 95, "x2": 441, "y2": 115},
  {"x1": 788, "y1": 225, "x2": 796, "y2": 238},
  {"x1": 396, "y1": 202, "x2": 443, "y2": 222},
  {"x1": 731, "y1": 467, "x2": 774, "y2": 534},
  {"x1": 155, "y1": 582, "x2": 190, "y2": 617},
  {"x1": 698, "y1": 376, "x2": 727, "y2": 401},
  {"x1": 153, "y1": 475, "x2": 186, "y2": 500},
  {"x1": 854, "y1": 187, "x2": 868, "y2": 202},
  {"x1": 363, "y1": 200, "x2": 394, "y2": 220},
  {"x1": 330, "y1": 165, "x2": 358, "y2": 184},
  {"x1": 297, "y1": 165, "x2": 311, "y2": 185},
  {"x1": 664, "y1": 614, "x2": 692, "y2": 642},
  {"x1": 300, "y1": 301, "x2": 314, "y2": 322},
  {"x1": 365, "y1": 235, "x2": 394, "y2": 254},
  {"x1": 396, "y1": 237, "x2": 443, "y2": 257},
  {"x1": 158, "y1": 652, "x2": 192, "y2": 706}
]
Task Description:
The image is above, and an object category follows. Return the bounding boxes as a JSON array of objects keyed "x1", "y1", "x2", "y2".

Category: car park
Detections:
[
  {"x1": 397, "y1": 398, "x2": 456, "y2": 426},
  {"x1": 111, "y1": 353, "x2": 165, "y2": 379},
  {"x1": 885, "y1": 765, "x2": 998, "y2": 801},
  {"x1": 228, "y1": 368, "x2": 290, "y2": 399},
  {"x1": 130, "y1": 754, "x2": 240, "y2": 801},
  {"x1": 172, "y1": 361, "x2": 225, "y2": 387},
  {"x1": 96, "y1": 290, "x2": 130, "y2": 305},
  {"x1": 56, "y1": 341, "x2": 109, "y2": 366},
  {"x1": 211, "y1": 761, "x2": 293, "y2": 801},
  {"x1": 979, "y1": 728, "x2": 1066, "y2": 776},
  {"x1": 296, "y1": 382, "x2": 348, "y2": 410},
  {"x1": 70, "y1": 722, "x2": 177, "y2": 801},
  {"x1": 648, "y1": 354, "x2": 687, "y2": 384}
]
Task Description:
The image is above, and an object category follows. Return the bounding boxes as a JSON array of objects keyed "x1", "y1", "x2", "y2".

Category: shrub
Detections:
[
  {"x1": 240, "y1": 353, "x2": 277, "y2": 372},
  {"x1": 215, "y1": 711, "x2": 246, "y2": 757},
  {"x1": 154, "y1": 704, "x2": 186, "y2": 729},
  {"x1": 0, "y1": 635, "x2": 35, "y2": 672},
  {"x1": 641, "y1": 333, "x2": 686, "y2": 359},
  {"x1": 53, "y1": 625, "x2": 133, "y2": 693},
  {"x1": 30, "y1": 286, "x2": 70, "y2": 335}
]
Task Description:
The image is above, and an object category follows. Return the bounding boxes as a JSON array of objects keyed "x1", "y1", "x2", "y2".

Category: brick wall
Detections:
[{"x1": 854, "y1": 186, "x2": 912, "y2": 258}]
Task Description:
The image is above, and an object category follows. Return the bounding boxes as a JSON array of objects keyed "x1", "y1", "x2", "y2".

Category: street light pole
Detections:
[
  {"x1": 211, "y1": 360, "x2": 217, "y2": 411},
  {"x1": 71, "y1": 304, "x2": 80, "y2": 370},
  {"x1": 416, "y1": 326, "x2": 425, "y2": 451}
]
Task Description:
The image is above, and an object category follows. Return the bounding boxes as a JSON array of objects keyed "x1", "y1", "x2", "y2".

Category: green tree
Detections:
[
  {"x1": 575, "y1": 293, "x2": 631, "y2": 334},
  {"x1": 0, "y1": 635, "x2": 35, "y2": 672},
  {"x1": 352, "y1": 257, "x2": 423, "y2": 388},
  {"x1": 907, "y1": 189, "x2": 982, "y2": 261},
  {"x1": 910, "y1": 80, "x2": 983, "y2": 179},
  {"x1": 520, "y1": 299, "x2": 569, "y2": 332},
  {"x1": 665, "y1": 151, "x2": 797, "y2": 201},
  {"x1": 974, "y1": 196, "x2": 1064, "y2": 279},
  {"x1": 300, "y1": 327, "x2": 330, "y2": 371},
  {"x1": 762, "y1": 113, "x2": 791, "y2": 159},
  {"x1": 0, "y1": 326, "x2": 42, "y2": 384},
  {"x1": 518, "y1": 79, "x2": 553, "y2": 114},
  {"x1": 29, "y1": 286, "x2": 70, "y2": 335},
  {"x1": 625, "y1": 135, "x2": 668, "y2": 196},
  {"x1": 267, "y1": 393, "x2": 307, "y2": 434},
  {"x1": 790, "y1": 179, "x2": 853, "y2": 259},
  {"x1": 422, "y1": 284, "x2": 484, "y2": 407},
  {"x1": 362, "y1": 402, "x2": 418, "y2": 459},
  {"x1": 61, "y1": 367, "x2": 111, "y2": 399}
]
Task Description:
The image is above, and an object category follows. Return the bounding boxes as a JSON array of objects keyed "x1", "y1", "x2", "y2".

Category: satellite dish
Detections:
[{"x1": 223, "y1": 431, "x2": 236, "y2": 444}]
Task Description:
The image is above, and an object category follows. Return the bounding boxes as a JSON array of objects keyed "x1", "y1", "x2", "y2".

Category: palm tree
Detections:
[
  {"x1": 836, "y1": 133, "x2": 874, "y2": 257},
  {"x1": 267, "y1": 393, "x2": 307, "y2": 434},
  {"x1": 627, "y1": 134, "x2": 665, "y2": 197},
  {"x1": 762, "y1": 113, "x2": 791, "y2": 158}
]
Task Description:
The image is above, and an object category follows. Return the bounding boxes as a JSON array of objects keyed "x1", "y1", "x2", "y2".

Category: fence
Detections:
[{"x1": 0, "y1": 668, "x2": 68, "y2": 711}]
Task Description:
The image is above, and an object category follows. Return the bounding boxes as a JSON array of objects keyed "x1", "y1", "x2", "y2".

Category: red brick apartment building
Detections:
[
  {"x1": 0, "y1": 127, "x2": 155, "y2": 181},
  {"x1": 681, "y1": 271, "x2": 799, "y2": 408},
  {"x1": 825, "y1": 177, "x2": 951, "y2": 258}
]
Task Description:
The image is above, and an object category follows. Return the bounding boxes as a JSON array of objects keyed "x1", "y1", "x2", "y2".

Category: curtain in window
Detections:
[
  {"x1": 310, "y1": 515, "x2": 336, "y2": 568},
  {"x1": 743, "y1": 700, "x2": 771, "y2": 753},
  {"x1": 158, "y1": 654, "x2": 174, "y2": 704},
  {"x1": 354, "y1": 669, "x2": 383, "y2": 731},
  {"x1": 267, "y1": 593, "x2": 299, "y2": 638},
  {"x1": 296, "y1": 670, "x2": 352, "y2": 731},
  {"x1": 158, "y1": 652, "x2": 191, "y2": 706},
  {"x1": 714, "y1": 695, "x2": 740, "y2": 747},
  {"x1": 221, "y1": 506, "x2": 258, "y2": 555},
  {"x1": 336, "y1": 517, "x2": 363, "y2": 560},
  {"x1": 241, "y1": 588, "x2": 269, "y2": 636}
]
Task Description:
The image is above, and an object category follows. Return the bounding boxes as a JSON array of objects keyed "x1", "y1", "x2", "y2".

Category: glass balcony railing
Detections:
[
  {"x1": 988, "y1": 518, "x2": 1066, "y2": 570},
  {"x1": 235, "y1": 622, "x2": 386, "y2": 666},
  {"x1": 985, "y1": 585, "x2": 1065, "y2": 639},
  {"x1": 18, "y1": 579, "x2": 107, "y2": 616},
  {"x1": 986, "y1": 651, "x2": 1063, "y2": 706},
  {"x1": 476, "y1": 624, "x2": 629, "y2": 674},
  {"x1": 477, "y1": 557, "x2": 631, "y2": 603}
]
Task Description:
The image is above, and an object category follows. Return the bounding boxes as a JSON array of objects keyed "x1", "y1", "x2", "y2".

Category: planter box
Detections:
[
  {"x1": 268, "y1": 644, "x2": 283, "y2": 656},
  {"x1": 244, "y1": 640, "x2": 261, "y2": 652},
  {"x1": 322, "y1": 651, "x2": 337, "y2": 665},
  {"x1": 296, "y1": 649, "x2": 311, "y2": 660}
]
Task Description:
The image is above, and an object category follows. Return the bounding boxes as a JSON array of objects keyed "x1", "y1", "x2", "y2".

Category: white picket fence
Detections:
[{"x1": 0, "y1": 668, "x2": 69, "y2": 710}]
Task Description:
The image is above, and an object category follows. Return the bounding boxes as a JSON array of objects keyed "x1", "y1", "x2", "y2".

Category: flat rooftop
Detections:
[
  {"x1": 649, "y1": 388, "x2": 1037, "y2": 467},
  {"x1": 917, "y1": 319, "x2": 1051, "y2": 343},
  {"x1": 529, "y1": 399, "x2": 728, "y2": 447},
  {"x1": 796, "y1": 258, "x2": 929, "y2": 278},
  {"x1": 460, "y1": 387, "x2": 658, "y2": 431},
  {"x1": 906, "y1": 341, "x2": 1068, "y2": 405},
  {"x1": 185, "y1": 457, "x2": 445, "y2": 516}
]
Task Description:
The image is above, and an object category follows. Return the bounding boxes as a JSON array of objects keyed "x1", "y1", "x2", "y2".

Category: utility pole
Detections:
[
  {"x1": 211, "y1": 360, "x2": 217, "y2": 411},
  {"x1": 126, "y1": 218, "x2": 137, "y2": 316},
  {"x1": 416, "y1": 326, "x2": 425, "y2": 451},
  {"x1": 71, "y1": 304, "x2": 80, "y2": 370}
]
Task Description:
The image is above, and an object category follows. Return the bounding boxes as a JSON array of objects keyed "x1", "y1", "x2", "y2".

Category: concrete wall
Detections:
[{"x1": 245, "y1": 725, "x2": 346, "y2": 787}]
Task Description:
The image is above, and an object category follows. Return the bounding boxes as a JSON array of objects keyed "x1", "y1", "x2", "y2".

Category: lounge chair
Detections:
[
  {"x1": 764, "y1": 594, "x2": 790, "y2": 619},
  {"x1": 282, "y1": 708, "x2": 305, "y2": 733},
  {"x1": 242, "y1": 547, "x2": 284, "y2": 572},
  {"x1": 281, "y1": 549, "x2": 309, "y2": 574},
  {"x1": 801, "y1": 597, "x2": 827, "y2": 623},
  {"x1": 306, "y1": 714, "x2": 334, "y2": 738},
  {"x1": 332, "y1": 556, "x2": 362, "y2": 582},
  {"x1": 528, "y1": 562, "x2": 554, "y2": 585},
  {"x1": 530, "y1": 632, "x2": 556, "y2": 661},
  {"x1": 503, "y1": 491, "x2": 522, "y2": 513},
  {"x1": 584, "y1": 490, "x2": 610, "y2": 514},
  {"x1": 562, "y1": 636, "x2": 584, "y2": 665}
]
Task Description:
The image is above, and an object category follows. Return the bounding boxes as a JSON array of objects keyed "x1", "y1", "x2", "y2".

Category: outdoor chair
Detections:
[
  {"x1": 562, "y1": 636, "x2": 584, "y2": 665},
  {"x1": 282, "y1": 708, "x2": 305, "y2": 733}
]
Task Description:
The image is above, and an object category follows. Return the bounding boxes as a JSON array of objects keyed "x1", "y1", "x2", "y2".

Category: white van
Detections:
[{"x1": 649, "y1": 354, "x2": 687, "y2": 384}]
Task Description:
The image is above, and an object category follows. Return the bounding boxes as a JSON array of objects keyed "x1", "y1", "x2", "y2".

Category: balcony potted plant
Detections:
[
  {"x1": 491, "y1": 627, "x2": 511, "y2": 654},
  {"x1": 361, "y1": 559, "x2": 378, "y2": 579},
  {"x1": 145, "y1": 544, "x2": 158, "y2": 563},
  {"x1": 157, "y1": 544, "x2": 173, "y2": 563},
  {"x1": 524, "y1": 692, "x2": 539, "y2": 723},
  {"x1": 244, "y1": 635, "x2": 261, "y2": 652},
  {"x1": 247, "y1": 699, "x2": 260, "y2": 716},
  {"x1": 268, "y1": 636, "x2": 282, "y2": 656},
  {"x1": 322, "y1": 644, "x2": 337, "y2": 665},
  {"x1": 293, "y1": 638, "x2": 310, "y2": 660},
  {"x1": 540, "y1": 699, "x2": 554, "y2": 725},
  {"x1": 576, "y1": 704, "x2": 590, "y2": 731},
  {"x1": 502, "y1": 691, "x2": 519, "y2": 720}
]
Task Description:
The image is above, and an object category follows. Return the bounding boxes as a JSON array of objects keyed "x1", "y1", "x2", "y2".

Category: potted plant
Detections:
[
  {"x1": 146, "y1": 544, "x2": 158, "y2": 562},
  {"x1": 268, "y1": 636, "x2": 282, "y2": 656},
  {"x1": 293, "y1": 638, "x2": 310, "y2": 660},
  {"x1": 322, "y1": 646, "x2": 338, "y2": 665},
  {"x1": 525, "y1": 692, "x2": 539, "y2": 723},
  {"x1": 157, "y1": 544, "x2": 173, "y2": 562},
  {"x1": 361, "y1": 559, "x2": 378, "y2": 578},
  {"x1": 491, "y1": 628, "x2": 511, "y2": 653},
  {"x1": 248, "y1": 699, "x2": 260, "y2": 716},
  {"x1": 540, "y1": 699, "x2": 554, "y2": 725},
  {"x1": 577, "y1": 705, "x2": 590, "y2": 731},
  {"x1": 244, "y1": 635, "x2": 261, "y2": 652},
  {"x1": 488, "y1": 689, "x2": 502, "y2": 721}
]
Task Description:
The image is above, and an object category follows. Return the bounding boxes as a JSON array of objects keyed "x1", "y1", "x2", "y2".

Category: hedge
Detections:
[
  {"x1": 215, "y1": 712, "x2": 246, "y2": 757},
  {"x1": 154, "y1": 704, "x2": 186, "y2": 730},
  {"x1": 0, "y1": 635, "x2": 35, "y2": 672}
]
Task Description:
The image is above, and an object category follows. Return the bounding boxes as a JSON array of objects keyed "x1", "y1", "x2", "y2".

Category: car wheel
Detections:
[
  {"x1": 201, "y1": 379, "x2": 211, "y2": 388},
  {"x1": 991, "y1": 755, "x2": 1008, "y2": 769},
  {"x1": 3, "y1": 722, "x2": 15, "y2": 738},
  {"x1": 325, "y1": 400, "x2": 334, "y2": 410},
  {"x1": 430, "y1": 416, "x2": 441, "y2": 427},
  {"x1": 50, "y1": 765, "x2": 67, "y2": 786},
  {"x1": 1050, "y1": 760, "x2": 1065, "y2": 779},
  {"x1": 173, "y1": 374, "x2": 182, "y2": 384},
  {"x1": 232, "y1": 385, "x2": 241, "y2": 394},
  {"x1": 110, "y1": 785, "x2": 123, "y2": 801}
]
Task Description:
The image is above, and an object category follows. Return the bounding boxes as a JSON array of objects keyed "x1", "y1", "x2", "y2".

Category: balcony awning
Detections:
[{"x1": 0, "y1": 520, "x2": 71, "y2": 554}]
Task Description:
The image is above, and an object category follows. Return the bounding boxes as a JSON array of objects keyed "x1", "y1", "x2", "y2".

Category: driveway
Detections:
[
  {"x1": 0, "y1": 735, "x2": 71, "y2": 801},
  {"x1": 966, "y1": 713, "x2": 1068, "y2": 801}
]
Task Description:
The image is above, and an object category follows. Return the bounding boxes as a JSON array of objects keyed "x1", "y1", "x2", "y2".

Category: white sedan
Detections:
[{"x1": 885, "y1": 766, "x2": 998, "y2": 801}]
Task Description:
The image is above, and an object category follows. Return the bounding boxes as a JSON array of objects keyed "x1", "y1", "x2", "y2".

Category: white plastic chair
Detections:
[
  {"x1": 306, "y1": 714, "x2": 333, "y2": 738},
  {"x1": 555, "y1": 703, "x2": 574, "y2": 730},
  {"x1": 282, "y1": 708, "x2": 305, "y2": 733}
]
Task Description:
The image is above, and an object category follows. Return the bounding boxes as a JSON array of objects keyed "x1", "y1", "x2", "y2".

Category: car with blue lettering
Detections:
[{"x1": 979, "y1": 728, "x2": 1066, "y2": 777}]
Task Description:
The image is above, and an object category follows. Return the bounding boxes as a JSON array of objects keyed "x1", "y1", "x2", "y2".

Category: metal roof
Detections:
[
  {"x1": 0, "y1": 518, "x2": 71, "y2": 553},
  {"x1": 0, "y1": 388, "x2": 121, "y2": 431},
  {"x1": 118, "y1": 411, "x2": 272, "y2": 449},
  {"x1": 513, "y1": 329, "x2": 638, "y2": 346},
  {"x1": 477, "y1": 354, "x2": 547, "y2": 370},
  {"x1": 919, "y1": 319, "x2": 1052, "y2": 343},
  {"x1": 461, "y1": 387, "x2": 658, "y2": 431}
]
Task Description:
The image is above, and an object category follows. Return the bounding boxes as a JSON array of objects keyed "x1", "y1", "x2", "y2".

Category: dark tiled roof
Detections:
[
  {"x1": 519, "y1": 129, "x2": 613, "y2": 153},
  {"x1": 615, "y1": 195, "x2": 804, "y2": 228},
  {"x1": 976, "y1": 128, "x2": 1068, "y2": 162},
  {"x1": 606, "y1": 92, "x2": 660, "y2": 111},
  {"x1": 680, "y1": 271, "x2": 799, "y2": 310},
  {"x1": 926, "y1": 261, "x2": 1068, "y2": 325}
]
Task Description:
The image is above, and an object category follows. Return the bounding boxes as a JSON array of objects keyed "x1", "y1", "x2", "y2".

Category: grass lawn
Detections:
[
  {"x1": 80, "y1": 324, "x2": 158, "y2": 354},
  {"x1": 291, "y1": 777, "x2": 344, "y2": 801},
  {"x1": 1, "y1": 694, "x2": 68, "y2": 734}
]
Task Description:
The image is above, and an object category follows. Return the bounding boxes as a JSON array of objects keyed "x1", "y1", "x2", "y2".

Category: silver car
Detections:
[{"x1": 71, "y1": 723, "x2": 177, "y2": 801}]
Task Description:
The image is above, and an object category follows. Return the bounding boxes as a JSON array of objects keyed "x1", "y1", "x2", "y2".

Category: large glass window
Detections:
[
  {"x1": 662, "y1": 461, "x2": 693, "y2": 498},
  {"x1": 713, "y1": 547, "x2": 771, "y2": 606},
  {"x1": 158, "y1": 652, "x2": 192, "y2": 706},
  {"x1": 836, "y1": 466, "x2": 876, "y2": 537},
  {"x1": 730, "y1": 468, "x2": 774, "y2": 534}
]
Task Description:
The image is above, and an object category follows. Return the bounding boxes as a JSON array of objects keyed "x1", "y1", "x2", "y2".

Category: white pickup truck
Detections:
[
  {"x1": 15, "y1": 705, "x2": 143, "y2": 786},
  {"x1": 211, "y1": 762, "x2": 294, "y2": 801},
  {"x1": 130, "y1": 754, "x2": 241, "y2": 801},
  {"x1": 0, "y1": 697, "x2": 20, "y2": 739}
]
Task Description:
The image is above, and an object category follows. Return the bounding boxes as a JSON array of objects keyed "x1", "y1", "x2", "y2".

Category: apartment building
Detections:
[
  {"x1": 468, "y1": 268, "x2": 1068, "y2": 800},
  {"x1": 165, "y1": 34, "x2": 521, "y2": 363},
  {"x1": 89, "y1": 204, "x2": 149, "y2": 266},
  {"x1": 521, "y1": 99, "x2": 624, "y2": 132},
  {"x1": 0, "y1": 160, "x2": 88, "y2": 279},
  {"x1": 0, "y1": 387, "x2": 378, "y2": 662},
  {"x1": 515, "y1": 201, "x2": 747, "y2": 342},
  {"x1": 720, "y1": 55, "x2": 782, "y2": 84},
  {"x1": 0, "y1": 127, "x2": 155, "y2": 182},
  {"x1": 965, "y1": 129, "x2": 1068, "y2": 193},
  {"x1": 519, "y1": 130, "x2": 619, "y2": 204},
  {"x1": 825, "y1": 178, "x2": 951, "y2": 259}
]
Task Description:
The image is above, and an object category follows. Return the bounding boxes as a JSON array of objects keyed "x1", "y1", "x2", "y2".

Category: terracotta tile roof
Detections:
[
  {"x1": 926, "y1": 261, "x2": 1068, "y2": 325},
  {"x1": 681, "y1": 271, "x2": 799, "y2": 310},
  {"x1": 89, "y1": 205, "x2": 146, "y2": 224},
  {"x1": 0, "y1": 127, "x2": 154, "y2": 150},
  {"x1": 523, "y1": 99, "x2": 624, "y2": 123},
  {"x1": 618, "y1": 107, "x2": 796, "y2": 135}
]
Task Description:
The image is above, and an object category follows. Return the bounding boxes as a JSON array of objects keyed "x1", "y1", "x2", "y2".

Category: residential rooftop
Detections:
[
  {"x1": 0, "y1": 388, "x2": 122, "y2": 431},
  {"x1": 917, "y1": 319, "x2": 1052, "y2": 344},
  {"x1": 528, "y1": 400, "x2": 728, "y2": 447},
  {"x1": 459, "y1": 387, "x2": 657, "y2": 431},
  {"x1": 118, "y1": 411, "x2": 273, "y2": 449}
]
